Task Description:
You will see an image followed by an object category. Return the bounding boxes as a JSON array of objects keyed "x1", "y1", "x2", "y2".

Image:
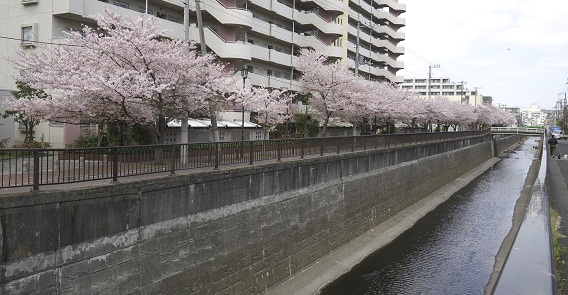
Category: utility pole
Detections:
[
  {"x1": 355, "y1": 20, "x2": 375, "y2": 78},
  {"x1": 427, "y1": 64, "x2": 439, "y2": 98},
  {"x1": 180, "y1": 0, "x2": 190, "y2": 165},
  {"x1": 289, "y1": 0, "x2": 296, "y2": 89},
  {"x1": 195, "y1": 0, "x2": 207, "y2": 55},
  {"x1": 355, "y1": 21, "x2": 360, "y2": 76}
]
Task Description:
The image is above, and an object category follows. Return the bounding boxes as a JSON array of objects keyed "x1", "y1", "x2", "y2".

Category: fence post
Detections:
[
  {"x1": 214, "y1": 142, "x2": 220, "y2": 169},
  {"x1": 32, "y1": 150, "x2": 40, "y2": 191},
  {"x1": 320, "y1": 138, "x2": 324, "y2": 156},
  {"x1": 337, "y1": 138, "x2": 341, "y2": 154},
  {"x1": 277, "y1": 140, "x2": 282, "y2": 162},
  {"x1": 249, "y1": 141, "x2": 254, "y2": 165},
  {"x1": 170, "y1": 146, "x2": 176, "y2": 174},
  {"x1": 351, "y1": 136, "x2": 355, "y2": 152},
  {"x1": 112, "y1": 147, "x2": 118, "y2": 182},
  {"x1": 301, "y1": 138, "x2": 305, "y2": 159}
]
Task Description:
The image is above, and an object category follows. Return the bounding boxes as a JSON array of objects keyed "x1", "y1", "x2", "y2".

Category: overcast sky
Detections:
[{"x1": 400, "y1": 0, "x2": 568, "y2": 110}]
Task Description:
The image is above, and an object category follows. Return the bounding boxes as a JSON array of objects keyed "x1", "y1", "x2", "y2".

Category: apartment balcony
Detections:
[
  {"x1": 202, "y1": 26, "x2": 252, "y2": 60},
  {"x1": 199, "y1": 0, "x2": 253, "y2": 28},
  {"x1": 350, "y1": 0, "x2": 373, "y2": 15},
  {"x1": 374, "y1": 39, "x2": 405, "y2": 55},
  {"x1": 373, "y1": 10, "x2": 405, "y2": 28},
  {"x1": 354, "y1": 64, "x2": 401, "y2": 83},
  {"x1": 249, "y1": 0, "x2": 294, "y2": 20},
  {"x1": 298, "y1": 0, "x2": 344, "y2": 14},
  {"x1": 249, "y1": 72, "x2": 300, "y2": 92},
  {"x1": 251, "y1": 45, "x2": 298, "y2": 67},
  {"x1": 348, "y1": 42, "x2": 403, "y2": 72},
  {"x1": 377, "y1": 24, "x2": 405, "y2": 41},
  {"x1": 375, "y1": 0, "x2": 407, "y2": 13},
  {"x1": 250, "y1": 19, "x2": 294, "y2": 43},
  {"x1": 297, "y1": 34, "x2": 343, "y2": 58},
  {"x1": 297, "y1": 11, "x2": 343, "y2": 36}
]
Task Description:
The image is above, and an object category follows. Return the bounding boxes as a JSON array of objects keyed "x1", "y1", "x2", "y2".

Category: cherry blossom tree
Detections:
[
  {"x1": 4, "y1": 82, "x2": 50, "y2": 144},
  {"x1": 296, "y1": 48, "x2": 358, "y2": 137},
  {"x1": 9, "y1": 9, "x2": 235, "y2": 144},
  {"x1": 236, "y1": 87, "x2": 292, "y2": 139}
]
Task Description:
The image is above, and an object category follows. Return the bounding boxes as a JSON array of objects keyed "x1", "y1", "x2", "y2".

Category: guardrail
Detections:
[
  {"x1": 492, "y1": 134, "x2": 556, "y2": 294},
  {"x1": 0, "y1": 130, "x2": 489, "y2": 191},
  {"x1": 491, "y1": 127, "x2": 545, "y2": 135}
]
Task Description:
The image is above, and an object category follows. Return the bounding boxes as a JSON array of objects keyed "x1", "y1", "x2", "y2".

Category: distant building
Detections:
[
  {"x1": 522, "y1": 103, "x2": 547, "y2": 126},
  {"x1": 401, "y1": 77, "x2": 484, "y2": 105}
]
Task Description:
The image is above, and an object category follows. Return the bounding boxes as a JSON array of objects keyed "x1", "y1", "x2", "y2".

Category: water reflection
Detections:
[{"x1": 321, "y1": 140, "x2": 536, "y2": 295}]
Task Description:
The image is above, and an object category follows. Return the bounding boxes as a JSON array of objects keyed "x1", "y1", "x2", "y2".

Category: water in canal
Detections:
[{"x1": 321, "y1": 139, "x2": 538, "y2": 295}]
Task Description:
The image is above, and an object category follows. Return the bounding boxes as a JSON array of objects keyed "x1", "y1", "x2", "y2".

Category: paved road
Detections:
[{"x1": 547, "y1": 136, "x2": 568, "y2": 293}]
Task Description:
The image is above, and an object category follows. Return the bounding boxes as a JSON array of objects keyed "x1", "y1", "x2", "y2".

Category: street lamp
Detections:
[{"x1": 240, "y1": 68, "x2": 248, "y2": 142}]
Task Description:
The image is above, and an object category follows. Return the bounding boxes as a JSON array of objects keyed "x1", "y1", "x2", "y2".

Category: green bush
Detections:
[
  {"x1": 0, "y1": 138, "x2": 9, "y2": 149},
  {"x1": 72, "y1": 130, "x2": 105, "y2": 148},
  {"x1": 21, "y1": 140, "x2": 50, "y2": 148}
]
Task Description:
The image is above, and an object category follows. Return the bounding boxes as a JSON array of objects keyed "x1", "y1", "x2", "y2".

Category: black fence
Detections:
[{"x1": 0, "y1": 131, "x2": 489, "y2": 191}]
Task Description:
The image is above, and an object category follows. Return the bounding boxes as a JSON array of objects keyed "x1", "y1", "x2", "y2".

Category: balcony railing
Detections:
[{"x1": 0, "y1": 131, "x2": 489, "y2": 191}]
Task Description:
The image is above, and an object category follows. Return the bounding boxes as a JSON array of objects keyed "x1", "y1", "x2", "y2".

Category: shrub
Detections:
[
  {"x1": 0, "y1": 138, "x2": 9, "y2": 149},
  {"x1": 73, "y1": 130, "x2": 105, "y2": 148},
  {"x1": 21, "y1": 140, "x2": 50, "y2": 148}
]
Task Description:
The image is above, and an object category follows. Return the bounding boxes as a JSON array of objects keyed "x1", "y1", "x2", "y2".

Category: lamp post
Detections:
[{"x1": 240, "y1": 68, "x2": 248, "y2": 142}]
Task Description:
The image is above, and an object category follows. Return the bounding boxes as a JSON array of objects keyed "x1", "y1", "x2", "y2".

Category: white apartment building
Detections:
[
  {"x1": 0, "y1": 0, "x2": 406, "y2": 147},
  {"x1": 401, "y1": 77, "x2": 490, "y2": 105}
]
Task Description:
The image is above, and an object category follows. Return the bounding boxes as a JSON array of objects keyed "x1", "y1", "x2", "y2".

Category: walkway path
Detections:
[{"x1": 546, "y1": 138, "x2": 568, "y2": 293}]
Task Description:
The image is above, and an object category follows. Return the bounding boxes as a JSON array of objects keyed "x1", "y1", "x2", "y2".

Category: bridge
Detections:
[{"x1": 491, "y1": 126, "x2": 545, "y2": 135}]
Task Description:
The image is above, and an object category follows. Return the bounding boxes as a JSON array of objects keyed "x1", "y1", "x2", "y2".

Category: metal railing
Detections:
[
  {"x1": 0, "y1": 130, "x2": 488, "y2": 191},
  {"x1": 491, "y1": 126, "x2": 545, "y2": 135}
]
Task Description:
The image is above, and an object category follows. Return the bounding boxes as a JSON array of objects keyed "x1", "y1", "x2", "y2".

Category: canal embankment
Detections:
[{"x1": 0, "y1": 134, "x2": 519, "y2": 294}]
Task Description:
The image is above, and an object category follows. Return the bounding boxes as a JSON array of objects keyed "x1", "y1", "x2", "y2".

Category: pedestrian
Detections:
[{"x1": 548, "y1": 135, "x2": 559, "y2": 157}]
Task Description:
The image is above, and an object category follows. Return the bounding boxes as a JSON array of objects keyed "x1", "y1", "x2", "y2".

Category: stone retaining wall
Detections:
[{"x1": 0, "y1": 134, "x2": 518, "y2": 294}]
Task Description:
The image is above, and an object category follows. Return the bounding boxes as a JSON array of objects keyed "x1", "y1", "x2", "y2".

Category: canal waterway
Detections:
[{"x1": 321, "y1": 139, "x2": 538, "y2": 295}]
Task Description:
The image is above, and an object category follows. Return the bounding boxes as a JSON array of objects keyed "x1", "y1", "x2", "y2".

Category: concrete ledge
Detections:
[{"x1": 265, "y1": 158, "x2": 501, "y2": 295}]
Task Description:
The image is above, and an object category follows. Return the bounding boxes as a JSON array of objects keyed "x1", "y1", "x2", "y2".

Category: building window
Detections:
[
  {"x1": 255, "y1": 131, "x2": 263, "y2": 140},
  {"x1": 157, "y1": 12, "x2": 166, "y2": 19},
  {"x1": 167, "y1": 15, "x2": 181, "y2": 23},
  {"x1": 219, "y1": 131, "x2": 226, "y2": 141},
  {"x1": 267, "y1": 70, "x2": 272, "y2": 76},
  {"x1": 247, "y1": 65, "x2": 254, "y2": 73},
  {"x1": 138, "y1": 6, "x2": 153, "y2": 15},
  {"x1": 21, "y1": 26, "x2": 33, "y2": 42},
  {"x1": 21, "y1": 23, "x2": 37, "y2": 46},
  {"x1": 274, "y1": 71, "x2": 281, "y2": 78},
  {"x1": 113, "y1": 0, "x2": 128, "y2": 8},
  {"x1": 284, "y1": 73, "x2": 291, "y2": 79}
]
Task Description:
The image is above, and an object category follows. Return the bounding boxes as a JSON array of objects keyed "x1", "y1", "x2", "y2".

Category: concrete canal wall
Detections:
[{"x1": 0, "y1": 134, "x2": 520, "y2": 294}]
